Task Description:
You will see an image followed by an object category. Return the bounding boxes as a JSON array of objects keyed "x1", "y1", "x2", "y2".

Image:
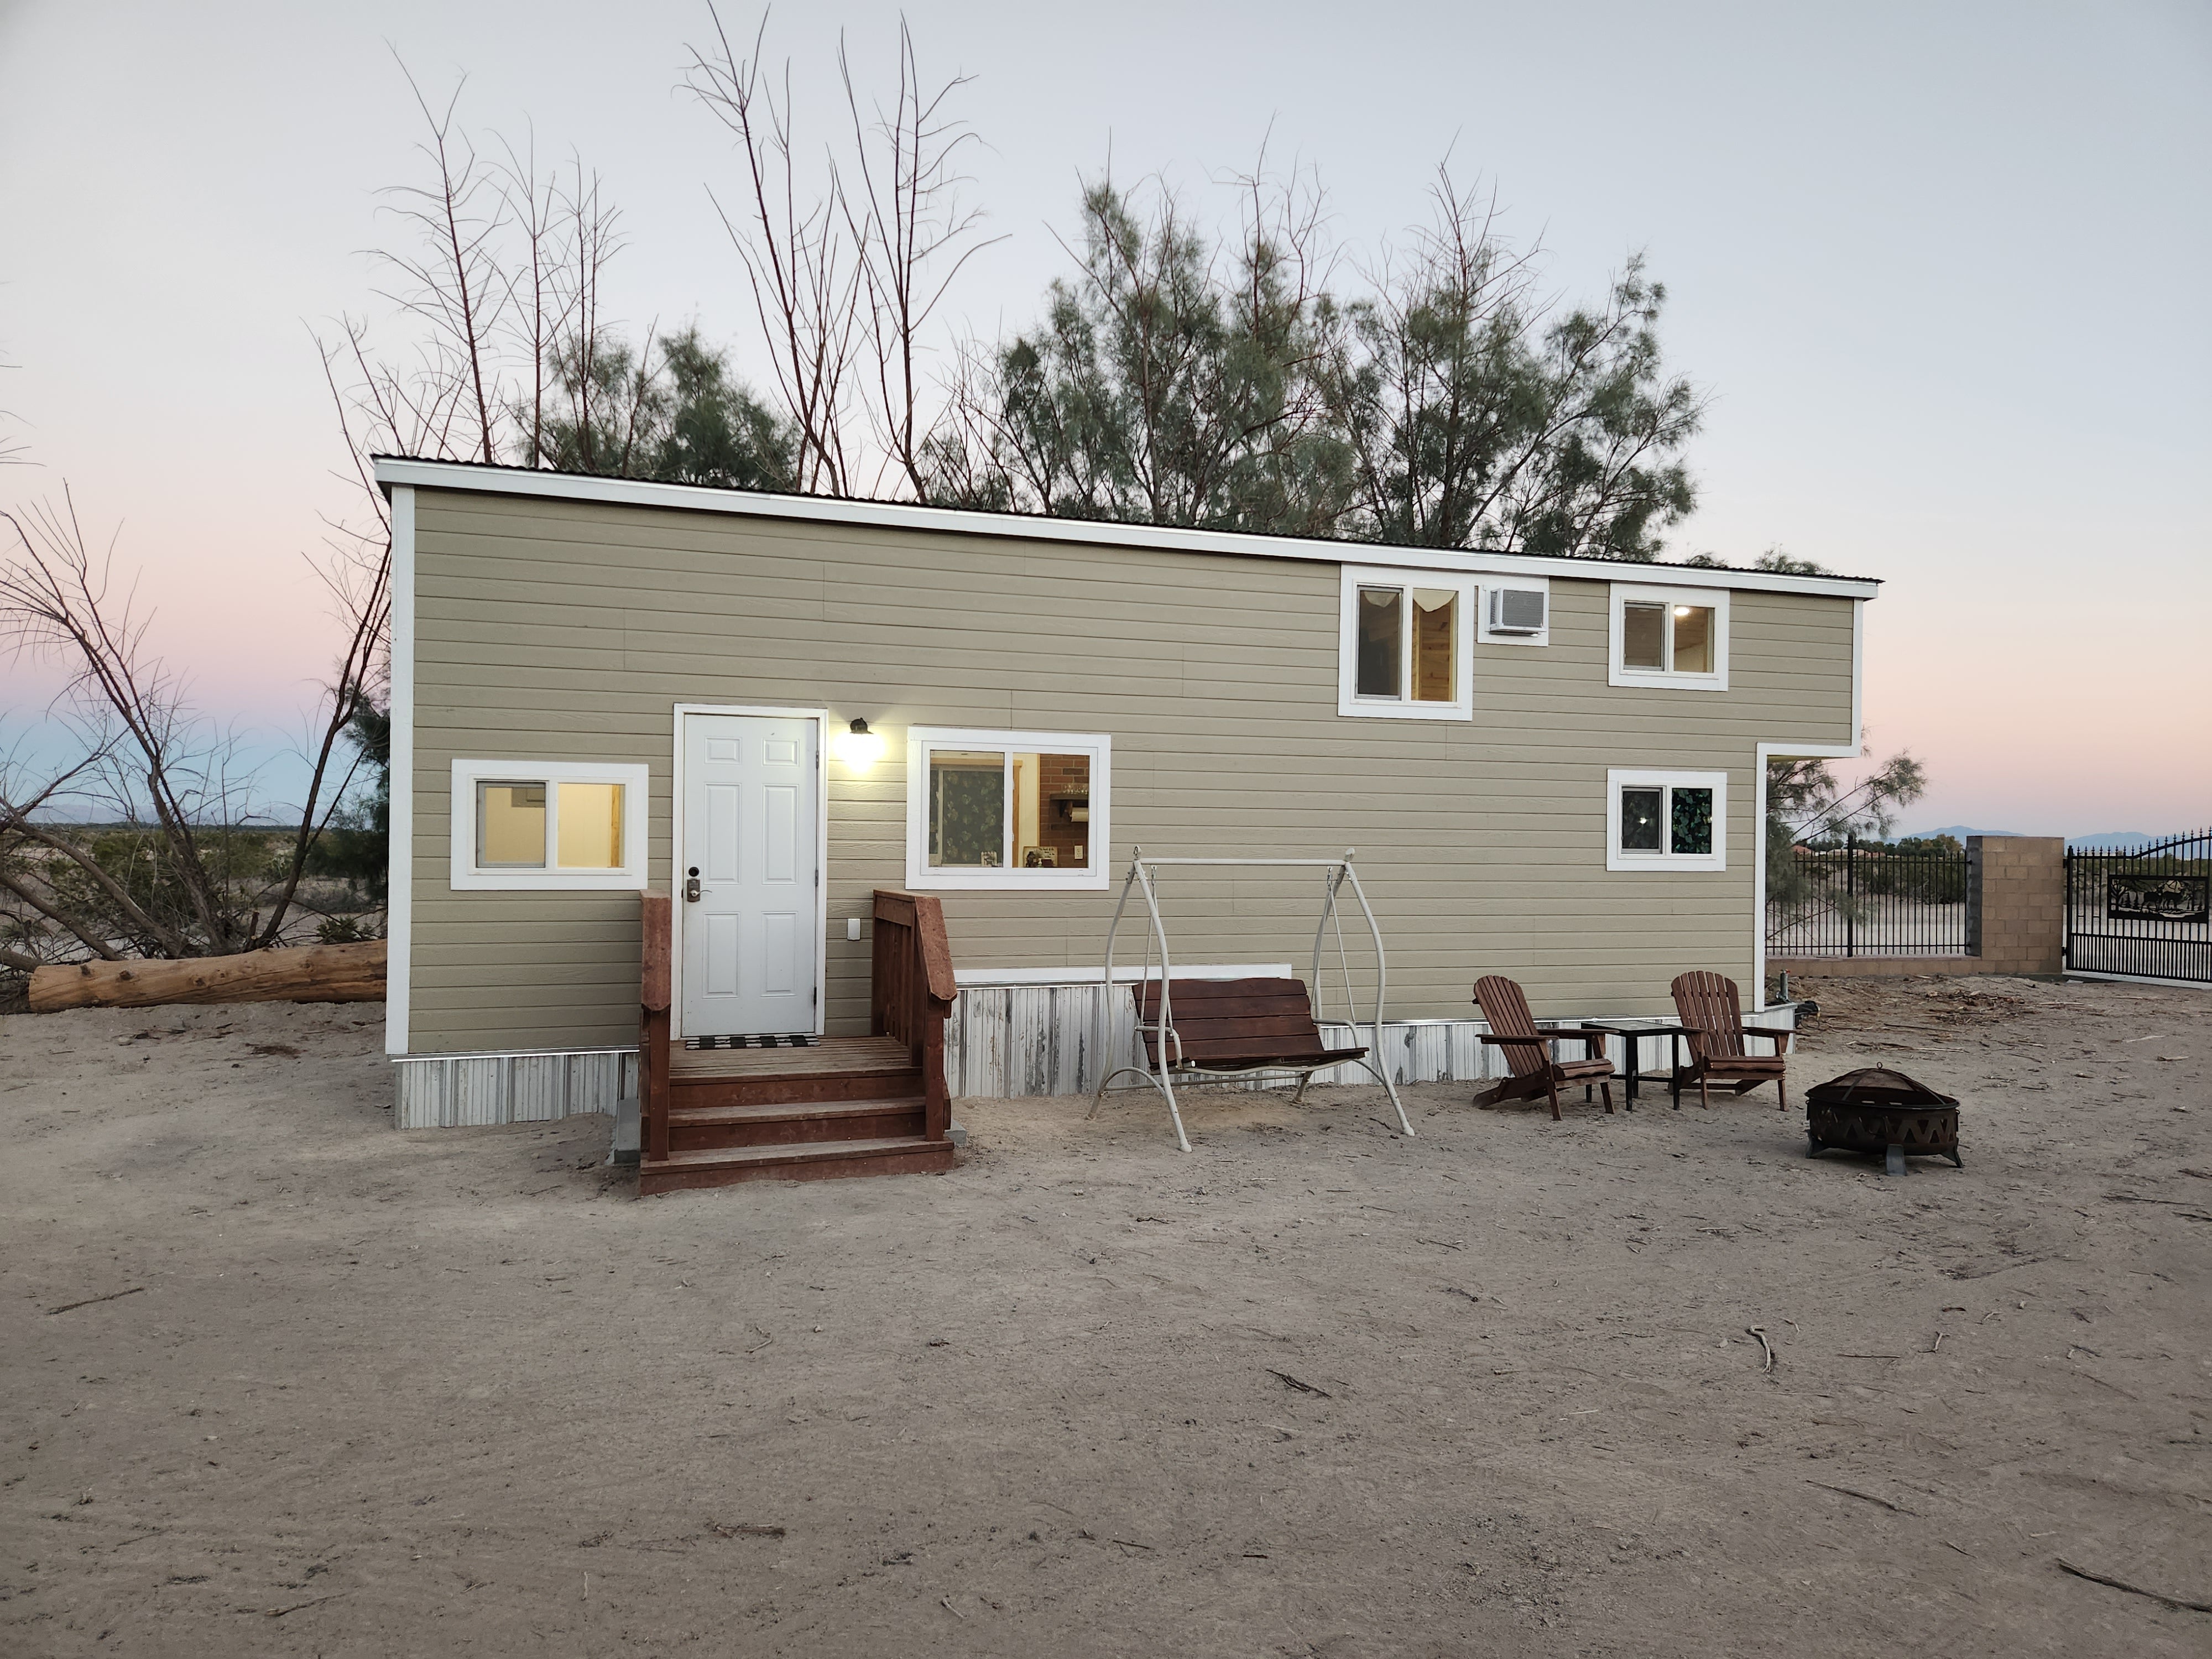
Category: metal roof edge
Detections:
[{"x1": 371, "y1": 455, "x2": 1884, "y2": 599}]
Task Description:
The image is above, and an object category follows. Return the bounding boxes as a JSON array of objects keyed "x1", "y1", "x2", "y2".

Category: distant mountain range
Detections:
[{"x1": 1900, "y1": 825, "x2": 2193, "y2": 851}]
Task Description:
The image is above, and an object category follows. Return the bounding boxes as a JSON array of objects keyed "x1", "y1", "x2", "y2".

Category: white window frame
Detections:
[
  {"x1": 1609, "y1": 584, "x2": 1730, "y2": 691},
  {"x1": 1606, "y1": 768, "x2": 1728, "y2": 872},
  {"x1": 448, "y1": 758, "x2": 650, "y2": 891},
  {"x1": 1337, "y1": 566, "x2": 1478, "y2": 720},
  {"x1": 1476, "y1": 576, "x2": 1552, "y2": 648},
  {"x1": 904, "y1": 727, "x2": 1112, "y2": 892}
]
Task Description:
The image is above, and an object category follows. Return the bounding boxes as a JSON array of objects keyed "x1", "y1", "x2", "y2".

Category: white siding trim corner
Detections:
[{"x1": 385, "y1": 485, "x2": 415, "y2": 1056}]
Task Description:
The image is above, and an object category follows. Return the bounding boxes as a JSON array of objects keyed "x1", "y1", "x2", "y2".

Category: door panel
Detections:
[
  {"x1": 764, "y1": 785, "x2": 798, "y2": 882},
  {"x1": 681, "y1": 714, "x2": 820, "y2": 1036}
]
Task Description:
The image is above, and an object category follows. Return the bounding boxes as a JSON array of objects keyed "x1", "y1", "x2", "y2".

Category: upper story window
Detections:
[
  {"x1": 449, "y1": 759, "x2": 650, "y2": 890},
  {"x1": 1338, "y1": 568, "x2": 1477, "y2": 720},
  {"x1": 905, "y1": 728, "x2": 1111, "y2": 891},
  {"x1": 1609, "y1": 585, "x2": 1730, "y2": 691},
  {"x1": 1605, "y1": 768, "x2": 1728, "y2": 872}
]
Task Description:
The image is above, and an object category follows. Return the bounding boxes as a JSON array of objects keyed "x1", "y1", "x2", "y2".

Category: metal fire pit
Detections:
[{"x1": 1805, "y1": 1067, "x2": 1961, "y2": 1175}]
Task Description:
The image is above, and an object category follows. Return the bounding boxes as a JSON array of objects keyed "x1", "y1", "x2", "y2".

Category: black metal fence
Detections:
[
  {"x1": 1766, "y1": 835, "x2": 1971, "y2": 957},
  {"x1": 2064, "y1": 829, "x2": 2212, "y2": 985}
]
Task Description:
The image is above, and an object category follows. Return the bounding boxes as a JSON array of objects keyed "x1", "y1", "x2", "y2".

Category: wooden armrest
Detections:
[{"x1": 1479, "y1": 1032, "x2": 1554, "y2": 1046}]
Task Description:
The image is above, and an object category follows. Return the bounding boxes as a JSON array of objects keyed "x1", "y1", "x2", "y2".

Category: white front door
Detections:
[{"x1": 679, "y1": 712, "x2": 821, "y2": 1037}]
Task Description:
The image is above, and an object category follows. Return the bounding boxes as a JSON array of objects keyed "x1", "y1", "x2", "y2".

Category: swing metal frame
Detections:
[{"x1": 1088, "y1": 848, "x2": 1415, "y2": 1151}]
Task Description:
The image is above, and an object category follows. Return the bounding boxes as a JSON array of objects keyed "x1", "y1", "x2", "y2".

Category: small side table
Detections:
[{"x1": 1579, "y1": 1022, "x2": 1700, "y2": 1109}]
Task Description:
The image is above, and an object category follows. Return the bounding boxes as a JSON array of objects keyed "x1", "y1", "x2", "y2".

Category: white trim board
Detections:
[
  {"x1": 669, "y1": 704, "x2": 831, "y2": 1042},
  {"x1": 371, "y1": 456, "x2": 1882, "y2": 601},
  {"x1": 953, "y1": 962, "x2": 1295, "y2": 988},
  {"x1": 385, "y1": 486, "x2": 415, "y2": 1056}
]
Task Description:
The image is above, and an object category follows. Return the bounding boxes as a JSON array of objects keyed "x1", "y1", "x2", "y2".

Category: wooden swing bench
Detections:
[{"x1": 1133, "y1": 977, "x2": 1370, "y2": 1090}]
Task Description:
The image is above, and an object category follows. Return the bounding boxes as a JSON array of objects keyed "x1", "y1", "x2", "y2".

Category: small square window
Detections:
[
  {"x1": 477, "y1": 782, "x2": 547, "y2": 868},
  {"x1": 1610, "y1": 587, "x2": 1729, "y2": 690},
  {"x1": 1623, "y1": 603, "x2": 1667, "y2": 670},
  {"x1": 555, "y1": 782, "x2": 625, "y2": 870},
  {"x1": 1606, "y1": 769, "x2": 1727, "y2": 871},
  {"x1": 1620, "y1": 787, "x2": 1664, "y2": 851}
]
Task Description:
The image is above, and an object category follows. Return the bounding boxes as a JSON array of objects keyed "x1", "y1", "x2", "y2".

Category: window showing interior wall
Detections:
[
  {"x1": 477, "y1": 782, "x2": 547, "y2": 867},
  {"x1": 1339, "y1": 570, "x2": 1476, "y2": 718},
  {"x1": 450, "y1": 760, "x2": 650, "y2": 890},
  {"x1": 1605, "y1": 768, "x2": 1727, "y2": 870},
  {"x1": 1611, "y1": 586, "x2": 1729, "y2": 689},
  {"x1": 907, "y1": 730, "x2": 1111, "y2": 889}
]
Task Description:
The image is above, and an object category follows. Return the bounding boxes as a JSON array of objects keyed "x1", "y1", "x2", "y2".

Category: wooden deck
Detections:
[{"x1": 669, "y1": 1036, "x2": 912, "y2": 1081}]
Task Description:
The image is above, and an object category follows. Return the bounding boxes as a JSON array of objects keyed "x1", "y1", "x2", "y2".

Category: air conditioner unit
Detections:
[{"x1": 1488, "y1": 587, "x2": 1547, "y2": 635}]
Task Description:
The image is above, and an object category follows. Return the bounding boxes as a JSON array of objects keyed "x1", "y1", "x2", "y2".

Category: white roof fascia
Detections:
[{"x1": 371, "y1": 456, "x2": 1882, "y2": 601}]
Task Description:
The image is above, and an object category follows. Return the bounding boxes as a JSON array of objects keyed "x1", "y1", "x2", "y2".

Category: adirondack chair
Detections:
[
  {"x1": 1472, "y1": 975, "x2": 1617, "y2": 1120},
  {"x1": 1670, "y1": 972, "x2": 1792, "y2": 1110}
]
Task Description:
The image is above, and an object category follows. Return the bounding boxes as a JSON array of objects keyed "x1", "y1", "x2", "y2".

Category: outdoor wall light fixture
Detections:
[{"x1": 833, "y1": 717, "x2": 886, "y2": 769}]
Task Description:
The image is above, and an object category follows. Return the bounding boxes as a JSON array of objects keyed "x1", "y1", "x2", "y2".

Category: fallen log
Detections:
[{"x1": 28, "y1": 940, "x2": 387, "y2": 1013}]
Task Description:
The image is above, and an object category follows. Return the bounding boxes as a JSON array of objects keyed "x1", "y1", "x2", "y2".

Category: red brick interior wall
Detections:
[{"x1": 1024, "y1": 753, "x2": 1092, "y2": 870}]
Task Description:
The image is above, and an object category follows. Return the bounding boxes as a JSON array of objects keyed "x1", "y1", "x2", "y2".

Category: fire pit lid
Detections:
[{"x1": 1804, "y1": 1067, "x2": 1959, "y2": 1110}]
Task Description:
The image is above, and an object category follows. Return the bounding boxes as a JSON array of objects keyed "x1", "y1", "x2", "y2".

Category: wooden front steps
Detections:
[
  {"x1": 640, "y1": 1134, "x2": 958, "y2": 1193},
  {"x1": 634, "y1": 894, "x2": 960, "y2": 1197}
]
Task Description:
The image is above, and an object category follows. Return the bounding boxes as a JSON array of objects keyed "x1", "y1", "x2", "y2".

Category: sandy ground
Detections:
[{"x1": 2, "y1": 976, "x2": 2208, "y2": 1658}]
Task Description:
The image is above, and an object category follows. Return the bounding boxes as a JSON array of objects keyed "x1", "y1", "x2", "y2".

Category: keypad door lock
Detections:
[{"x1": 684, "y1": 867, "x2": 702, "y2": 903}]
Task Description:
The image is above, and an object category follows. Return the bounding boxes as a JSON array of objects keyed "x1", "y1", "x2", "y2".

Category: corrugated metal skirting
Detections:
[
  {"x1": 942, "y1": 982, "x2": 1796, "y2": 1100},
  {"x1": 392, "y1": 1048, "x2": 638, "y2": 1130},
  {"x1": 389, "y1": 994, "x2": 1798, "y2": 1121}
]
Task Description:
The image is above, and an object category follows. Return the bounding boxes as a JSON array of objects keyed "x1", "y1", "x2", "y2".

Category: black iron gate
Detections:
[{"x1": 2064, "y1": 828, "x2": 2212, "y2": 984}]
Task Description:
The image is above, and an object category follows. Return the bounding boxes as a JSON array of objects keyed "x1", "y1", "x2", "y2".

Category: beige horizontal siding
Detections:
[{"x1": 404, "y1": 490, "x2": 1856, "y2": 1052}]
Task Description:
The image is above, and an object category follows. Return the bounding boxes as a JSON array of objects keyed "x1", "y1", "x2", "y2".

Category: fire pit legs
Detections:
[{"x1": 1885, "y1": 1144, "x2": 1907, "y2": 1177}]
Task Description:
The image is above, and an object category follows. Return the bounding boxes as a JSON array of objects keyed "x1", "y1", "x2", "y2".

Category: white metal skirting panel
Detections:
[
  {"x1": 942, "y1": 983, "x2": 1796, "y2": 1099},
  {"x1": 392, "y1": 1048, "x2": 638, "y2": 1130},
  {"x1": 390, "y1": 998, "x2": 1798, "y2": 1117}
]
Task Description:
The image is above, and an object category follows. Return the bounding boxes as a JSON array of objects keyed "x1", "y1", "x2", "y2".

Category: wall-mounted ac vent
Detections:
[{"x1": 1488, "y1": 588, "x2": 1547, "y2": 635}]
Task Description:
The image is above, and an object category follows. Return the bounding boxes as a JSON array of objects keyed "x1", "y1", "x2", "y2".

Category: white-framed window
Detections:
[
  {"x1": 1606, "y1": 768, "x2": 1728, "y2": 872},
  {"x1": 1337, "y1": 567, "x2": 1477, "y2": 719},
  {"x1": 1477, "y1": 577, "x2": 1551, "y2": 647},
  {"x1": 448, "y1": 759, "x2": 650, "y2": 891},
  {"x1": 1609, "y1": 585, "x2": 1730, "y2": 691},
  {"x1": 904, "y1": 728, "x2": 1111, "y2": 891}
]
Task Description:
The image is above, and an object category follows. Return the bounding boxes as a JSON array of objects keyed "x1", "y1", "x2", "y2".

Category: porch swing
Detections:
[{"x1": 1088, "y1": 849, "x2": 1416, "y2": 1151}]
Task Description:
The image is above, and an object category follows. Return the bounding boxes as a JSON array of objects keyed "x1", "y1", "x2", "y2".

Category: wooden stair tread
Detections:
[
  {"x1": 669, "y1": 1096, "x2": 925, "y2": 1127},
  {"x1": 669, "y1": 1035, "x2": 911, "y2": 1081},
  {"x1": 643, "y1": 1135, "x2": 947, "y2": 1171}
]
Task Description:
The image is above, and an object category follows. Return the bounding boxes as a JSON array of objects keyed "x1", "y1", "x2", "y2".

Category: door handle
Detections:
[{"x1": 685, "y1": 868, "x2": 702, "y2": 903}]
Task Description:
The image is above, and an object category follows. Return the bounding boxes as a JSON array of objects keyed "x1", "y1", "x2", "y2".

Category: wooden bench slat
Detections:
[{"x1": 1134, "y1": 975, "x2": 1363, "y2": 1071}]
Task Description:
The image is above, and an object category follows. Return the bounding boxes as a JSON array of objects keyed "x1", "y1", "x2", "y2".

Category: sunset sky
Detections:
[{"x1": 2, "y1": 1, "x2": 2206, "y2": 836}]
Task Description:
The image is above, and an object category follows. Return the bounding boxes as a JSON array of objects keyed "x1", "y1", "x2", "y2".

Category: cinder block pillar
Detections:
[{"x1": 1968, "y1": 836, "x2": 2065, "y2": 976}]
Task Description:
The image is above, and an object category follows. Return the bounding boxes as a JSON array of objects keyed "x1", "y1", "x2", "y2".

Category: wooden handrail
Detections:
[
  {"x1": 872, "y1": 889, "x2": 956, "y2": 1142},
  {"x1": 639, "y1": 891, "x2": 672, "y2": 1163}
]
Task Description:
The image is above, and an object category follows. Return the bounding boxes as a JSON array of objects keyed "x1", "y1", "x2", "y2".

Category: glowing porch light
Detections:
[{"x1": 833, "y1": 717, "x2": 886, "y2": 769}]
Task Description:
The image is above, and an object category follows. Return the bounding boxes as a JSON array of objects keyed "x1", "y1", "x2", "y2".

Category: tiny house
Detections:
[{"x1": 375, "y1": 458, "x2": 1874, "y2": 1153}]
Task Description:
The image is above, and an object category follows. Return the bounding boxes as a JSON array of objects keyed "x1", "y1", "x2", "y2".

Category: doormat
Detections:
[{"x1": 685, "y1": 1034, "x2": 821, "y2": 1051}]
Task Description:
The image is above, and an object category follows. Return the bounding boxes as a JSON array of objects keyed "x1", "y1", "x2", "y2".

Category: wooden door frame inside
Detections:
[{"x1": 669, "y1": 703, "x2": 831, "y2": 1042}]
